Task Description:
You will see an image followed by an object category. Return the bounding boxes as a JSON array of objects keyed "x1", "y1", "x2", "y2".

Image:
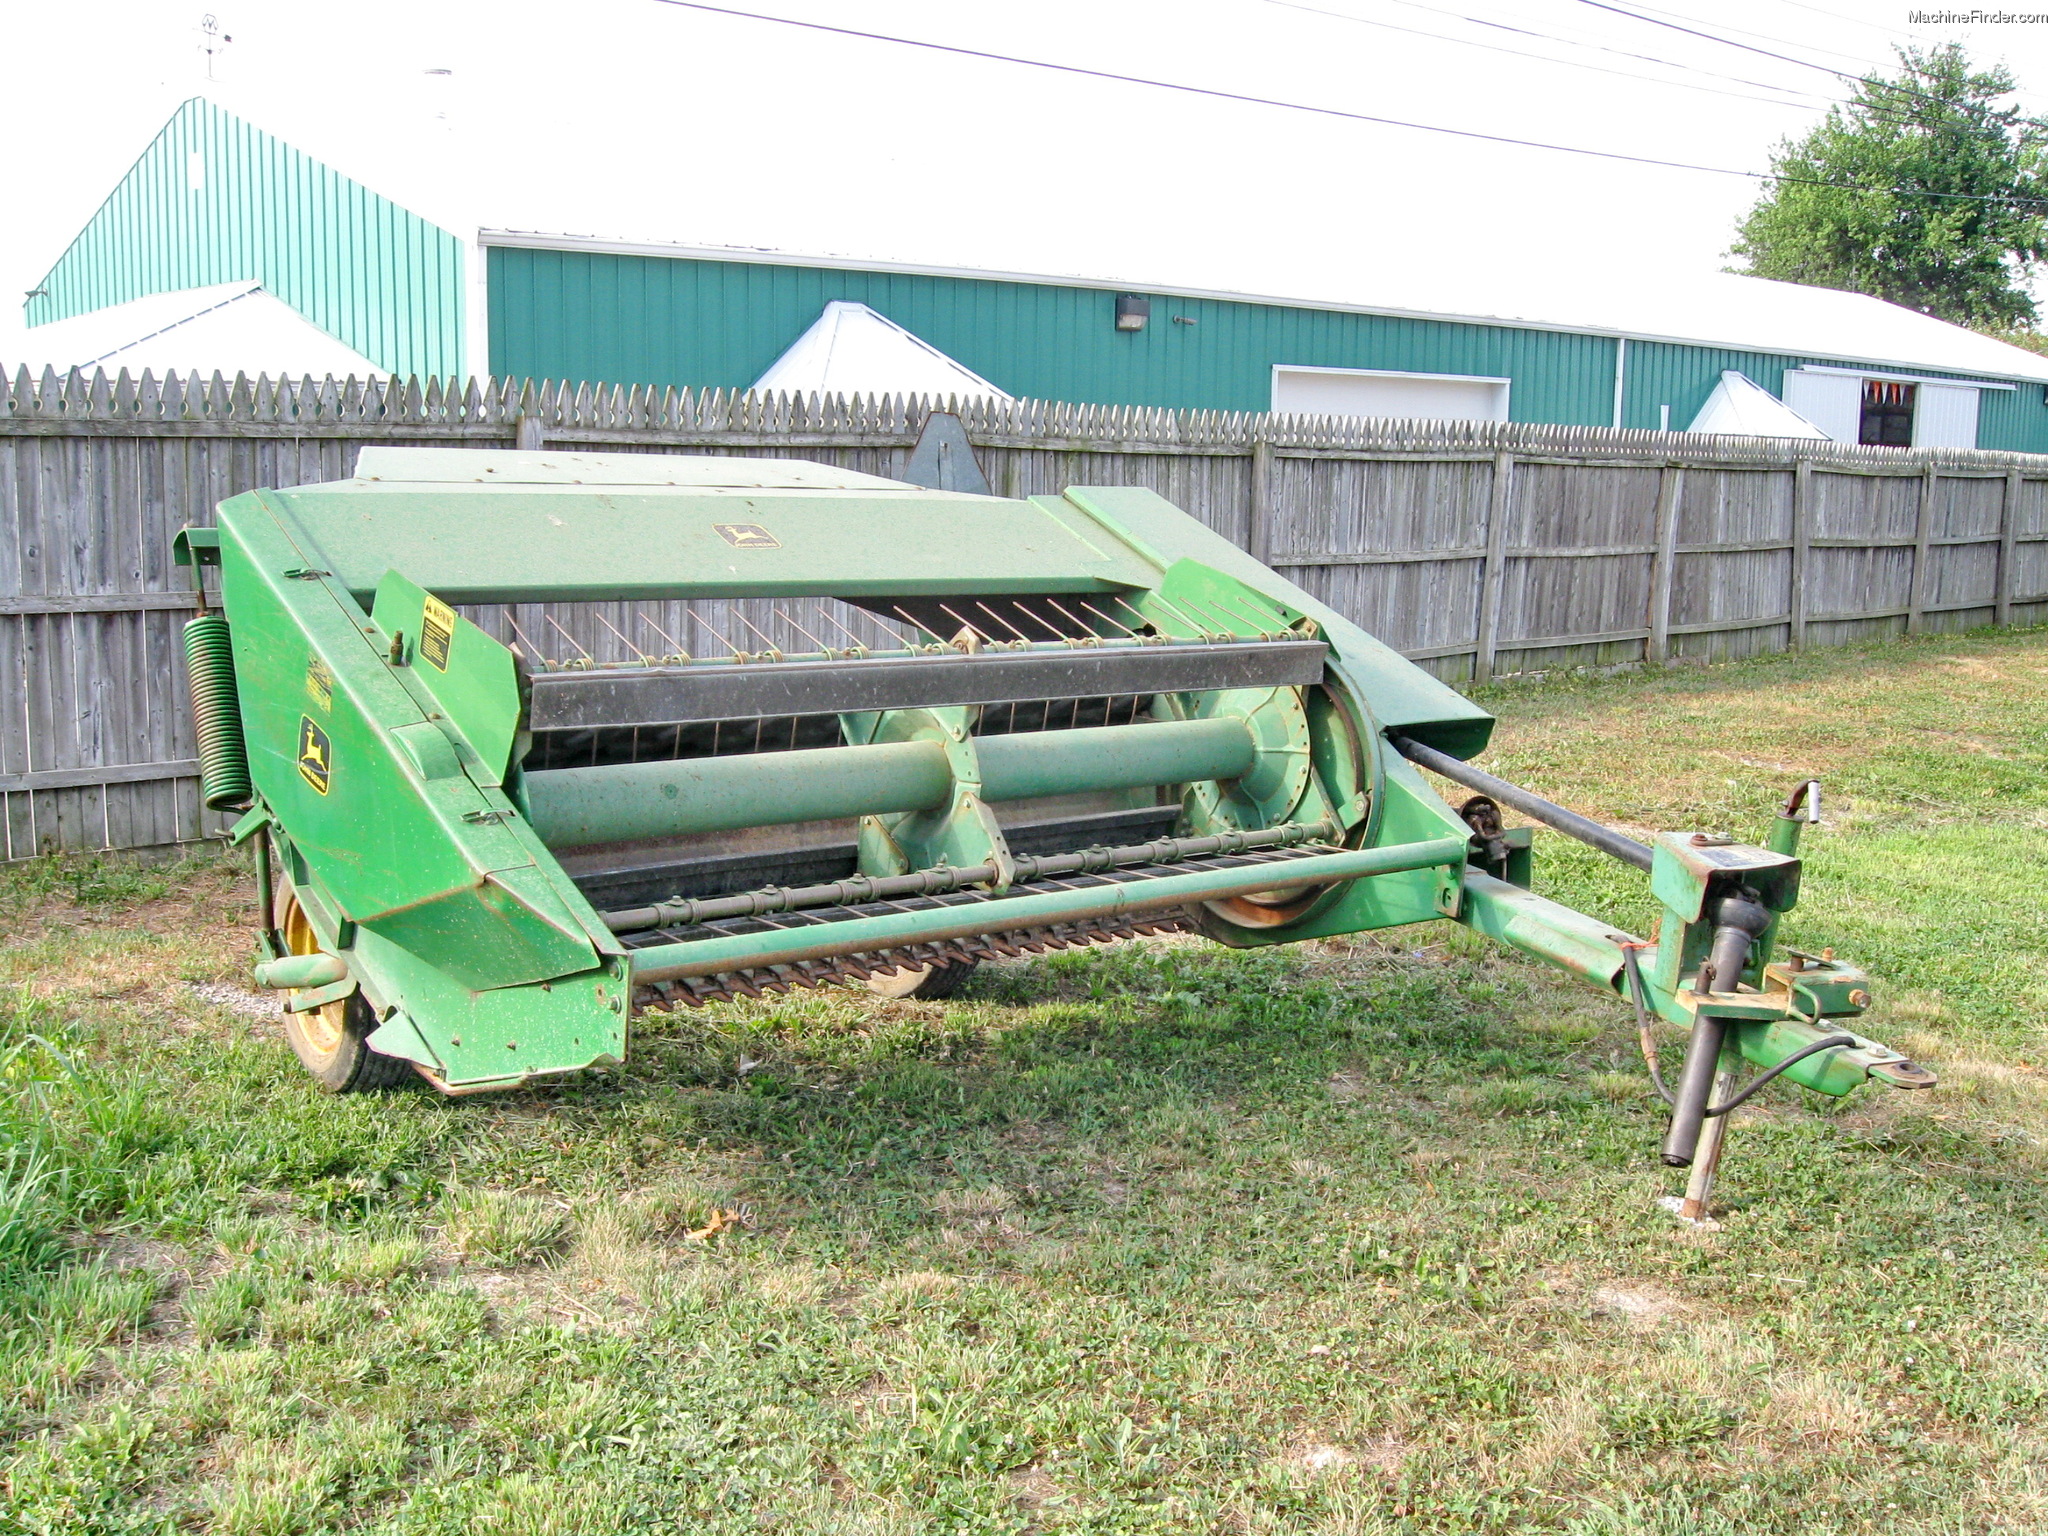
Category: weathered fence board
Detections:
[{"x1": 5, "y1": 365, "x2": 2048, "y2": 857}]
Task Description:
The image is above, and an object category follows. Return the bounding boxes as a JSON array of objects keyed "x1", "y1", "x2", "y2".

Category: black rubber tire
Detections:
[
  {"x1": 283, "y1": 989, "x2": 417, "y2": 1093},
  {"x1": 274, "y1": 886, "x2": 416, "y2": 1093},
  {"x1": 863, "y1": 958, "x2": 979, "y2": 1001}
]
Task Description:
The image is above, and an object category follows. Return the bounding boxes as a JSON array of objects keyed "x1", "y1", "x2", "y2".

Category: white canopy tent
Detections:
[
  {"x1": 11, "y1": 280, "x2": 381, "y2": 378},
  {"x1": 1687, "y1": 370, "x2": 1828, "y2": 439},
  {"x1": 751, "y1": 301, "x2": 1011, "y2": 400}
]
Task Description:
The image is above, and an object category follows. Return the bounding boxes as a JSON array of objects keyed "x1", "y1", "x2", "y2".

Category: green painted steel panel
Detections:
[
  {"x1": 487, "y1": 247, "x2": 1617, "y2": 424},
  {"x1": 489, "y1": 247, "x2": 2048, "y2": 451},
  {"x1": 27, "y1": 99, "x2": 464, "y2": 378},
  {"x1": 265, "y1": 482, "x2": 1160, "y2": 605}
]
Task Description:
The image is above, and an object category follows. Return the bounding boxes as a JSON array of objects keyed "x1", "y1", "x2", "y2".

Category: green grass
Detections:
[{"x1": 0, "y1": 627, "x2": 2044, "y2": 1535}]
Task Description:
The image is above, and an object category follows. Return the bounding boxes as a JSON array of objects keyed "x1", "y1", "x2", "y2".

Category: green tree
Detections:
[{"x1": 1730, "y1": 45, "x2": 2048, "y2": 330}]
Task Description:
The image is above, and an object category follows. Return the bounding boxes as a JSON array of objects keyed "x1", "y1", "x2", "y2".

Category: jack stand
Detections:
[{"x1": 1661, "y1": 1063, "x2": 1735, "y2": 1229}]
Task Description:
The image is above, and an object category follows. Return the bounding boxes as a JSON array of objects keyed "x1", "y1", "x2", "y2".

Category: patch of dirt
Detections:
[
  {"x1": 1590, "y1": 1281, "x2": 1691, "y2": 1327},
  {"x1": 1327, "y1": 1070, "x2": 1369, "y2": 1101},
  {"x1": 88, "y1": 1234, "x2": 213, "y2": 1344},
  {"x1": 929, "y1": 1184, "x2": 1027, "y2": 1250},
  {"x1": 1008, "y1": 1465, "x2": 1065, "y2": 1509},
  {"x1": 456, "y1": 1265, "x2": 647, "y2": 1333},
  {"x1": 184, "y1": 981, "x2": 277, "y2": 1021},
  {"x1": 1283, "y1": 1433, "x2": 1407, "y2": 1478}
]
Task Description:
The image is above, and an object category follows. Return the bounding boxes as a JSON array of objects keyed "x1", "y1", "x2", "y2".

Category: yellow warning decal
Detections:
[
  {"x1": 297, "y1": 716, "x2": 332, "y2": 796},
  {"x1": 714, "y1": 523, "x2": 780, "y2": 549},
  {"x1": 419, "y1": 594, "x2": 456, "y2": 670},
  {"x1": 305, "y1": 655, "x2": 334, "y2": 710}
]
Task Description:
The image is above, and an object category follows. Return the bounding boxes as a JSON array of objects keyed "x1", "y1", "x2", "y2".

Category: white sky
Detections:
[{"x1": 5, "y1": 0, "x2": 2048, "y2": 373}]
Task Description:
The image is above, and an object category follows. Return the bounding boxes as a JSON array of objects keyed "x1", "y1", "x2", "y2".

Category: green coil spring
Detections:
[{"x1": 184, "y1": 613, "x2": 252, "y2": 812}]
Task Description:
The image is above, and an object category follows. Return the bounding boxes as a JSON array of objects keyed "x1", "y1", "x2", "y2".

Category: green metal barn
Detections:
[{"x1": 27, "y1": 98, "x2": 2048, "y2": 452}]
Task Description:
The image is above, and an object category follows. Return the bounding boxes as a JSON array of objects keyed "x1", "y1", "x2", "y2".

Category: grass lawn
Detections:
[{"x1": 1, "y1": 627, "x2": 2044, "y2": 1535}]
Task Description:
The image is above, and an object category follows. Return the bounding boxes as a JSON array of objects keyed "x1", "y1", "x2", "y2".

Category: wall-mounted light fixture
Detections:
[{"x1": 1115, "y1": 294, "x2": 1150, "y2": 332}]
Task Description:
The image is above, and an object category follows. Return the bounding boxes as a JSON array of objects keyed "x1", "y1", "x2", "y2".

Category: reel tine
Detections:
[
  {"x1": 499, "y1": 606, "x2": 546, "y2": 663},
  {"x1": 542, "y1": 613, "x2": 595, "y2": 664},
  {"x1": 773, "y1": 606, "x2": 834, "y2": 655},
  {"x1": 591, "y1": 608, "x2": 648, "y2": 663},
  {"x1": 637, "y1": 608, "x2": 689, "y2": 658}
]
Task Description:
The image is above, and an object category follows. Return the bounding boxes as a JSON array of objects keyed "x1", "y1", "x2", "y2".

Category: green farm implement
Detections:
[{"x1": 176, "y1": 447, "x2": 1931, "y2": 1208}]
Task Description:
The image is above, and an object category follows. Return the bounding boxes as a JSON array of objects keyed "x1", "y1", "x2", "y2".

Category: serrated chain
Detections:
[{"x1": 633, "y1": 908, "x2": 1194, "y2": 1009}]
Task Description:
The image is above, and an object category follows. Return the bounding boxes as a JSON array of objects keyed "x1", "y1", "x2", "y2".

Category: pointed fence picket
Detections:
[{"x1": 3, "y1": 365, "x2": 2045, "y2": 855}]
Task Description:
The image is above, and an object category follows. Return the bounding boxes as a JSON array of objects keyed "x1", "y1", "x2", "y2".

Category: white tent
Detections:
[
  {"x1": 1687, "y1": 370, "x2": 1829, "y2": 439},
  {"x1": 751, "y1": 301, "x2": 1010, "y2": 400},
  {"x1": 6, "y1": 280, "x2": 382, "y2": 378}
]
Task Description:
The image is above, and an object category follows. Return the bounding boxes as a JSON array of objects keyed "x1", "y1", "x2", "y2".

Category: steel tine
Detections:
[
  {"x1": 974, "y1": 600, "x2": 1038, "y2": 645},
  {"x1": 542, "y1": 612, "x2": 595, "y2": 663},
  {"x1": 1181, "y1": 594, "x2": 1247, "y2": 636},
  {"x1": 690, "y1": 605, "x2": 747, "y2": 658},
  {"x1": 637, "y1": 608, "x2": 689, "y2": 657},
  {"x1": 1222, "y1": 592, "x2": 1282, "y2": 632},
  {"x1": 728, "y1": 608, "x2": 785, "y2": 657},
  {"x1": 1041, "y1": 597, "x2": 1099, "y2": 642},
  {"x1": 936, "y1": 603, "x2": 985, "y2": 646},
  {"x1": 817, "y1": 601, "x2": 903, "y2": 651},
  {"x1": 812, "y1": 603, "x2": 874, "y2": 648},
  {"x1": 1105, "y1": 593, "x2": 1164, "y2": 634},
  {"x1": 1148, "y1": 591, "x2": 1217, "y2": 639},
  {"x1": 890, "y1": 605, "x2": 936, "y2": 643},
  {"x1": 772, "y1": 606, "x2": 834, "y2": 655},
  {"x1": 592, "y1": 608, "x2": 649, "y2": 663},
  {"x1": 1076, "y1": 598, "x2": 1141, "y2": 638},
  {"x1": 499, "y1": 606, "x2": 545, "y2": 663}
]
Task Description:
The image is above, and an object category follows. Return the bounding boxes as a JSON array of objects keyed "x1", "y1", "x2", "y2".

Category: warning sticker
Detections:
[
  {"x1": 305, "y1": 655, "x2": 334, "y2": 710},
  {"x1": 297, "y1": 716, "x2": 332, "y2": 796},
  {"x1": 419, "y1": 594, "x2": 456, "y2": 670},
  {"x1": 714, "y1": 523, "x2": 780, "y2": 548}
]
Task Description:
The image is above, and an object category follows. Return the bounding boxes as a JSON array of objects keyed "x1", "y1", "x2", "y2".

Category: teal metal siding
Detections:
[
  {"x1": 27, "y1": 99, "x2": 464, "y2": 378},
  {"x1": 490, "y1": 246, "x2": 2048, "y2": 450},
  {"x1": 487, "y1": 247, "x2": 1619, "y2": 423}
]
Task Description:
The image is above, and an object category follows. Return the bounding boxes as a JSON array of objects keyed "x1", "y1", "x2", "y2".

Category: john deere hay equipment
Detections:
[{"x1": 176, "y1": 447, "x2": 1931, "y2": 1207}]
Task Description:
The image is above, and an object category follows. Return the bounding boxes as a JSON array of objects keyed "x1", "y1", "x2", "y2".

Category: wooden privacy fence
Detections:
[{"x1": 4, "y1": 366, "x2": 2046, "y2": 857}]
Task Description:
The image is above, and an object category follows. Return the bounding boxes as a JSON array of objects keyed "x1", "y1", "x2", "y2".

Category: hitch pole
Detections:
[{"x1": 1392, "y1": 736, "x2": 1653, "y2": 872}]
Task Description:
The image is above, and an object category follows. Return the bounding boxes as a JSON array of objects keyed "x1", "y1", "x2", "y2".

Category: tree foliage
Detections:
[{"x1": 1730, "y1": 45, "x2": 2048, "y2": 330}]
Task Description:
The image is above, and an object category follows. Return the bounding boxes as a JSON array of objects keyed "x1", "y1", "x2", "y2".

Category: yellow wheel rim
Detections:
[{"x1": 280, "y1": 892, "x2": 347, "y2": 1056}]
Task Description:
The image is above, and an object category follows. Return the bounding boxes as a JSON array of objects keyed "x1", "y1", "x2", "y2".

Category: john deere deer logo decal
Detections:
[
  {"x1": 297, "y1": 716, "x2": 332, "y2": 795},
  {"x1": 713, "y1": 523, "x2": 779, "y2": 548}
]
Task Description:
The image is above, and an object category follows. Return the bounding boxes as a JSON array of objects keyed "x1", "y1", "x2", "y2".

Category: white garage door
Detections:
[
  {"x1": 1782, "y1": 367, "x2": 1985, "y2": 448},
  {"x1": 1272, "y1": 366, "x2": 1510, "y2": 422},
  {"x1": 1913, "y1": 383, "x2": 1980, "y2": 448},
  {"x1": 1780, "y1": 370, "x2": 1863, "y2": 442}
]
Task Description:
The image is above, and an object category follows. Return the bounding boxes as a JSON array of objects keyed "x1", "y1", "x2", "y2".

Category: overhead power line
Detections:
[
  {"x1": 1573, "y1": 0, "x2": 2048, "y2": 137},
  {"x1": 1262, "y1": 0, "x2": 1827, "y2": 112},
  {"x1": 1760, "y1": 0, "x2": 1926, "y2": 47},
  {"x1": 1378, "y1": 0, "x2": 1837, "y2": 103},
  {"x1": 1351, "y1": 0, "x2": 1995, "y2": 139},
  {"x1": 646, "y1": 0, "x2": 2048, "y2": 210},
  {"x1": 1572, "y1": 0, "x2": 1891, "y2": 79},
  {"x1": 1599, "y1": 0, "x2": 1892, "y2": 71}
]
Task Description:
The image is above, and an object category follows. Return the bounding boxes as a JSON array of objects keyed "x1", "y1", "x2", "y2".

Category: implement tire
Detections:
[
  {"x1": 274, "y1": 886, "x2": 415, "y2": 1093},
  {"x1": 863, "y1": 958, "x2": 978, "y2": 1001}
]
